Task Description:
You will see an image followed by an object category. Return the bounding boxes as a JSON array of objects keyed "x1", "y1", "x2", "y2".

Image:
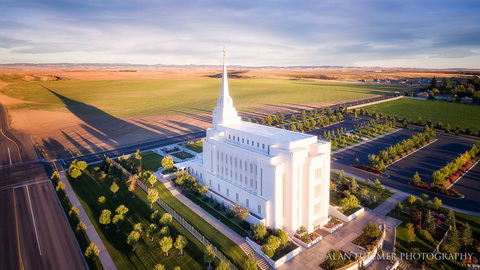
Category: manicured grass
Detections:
[
  {"x1": 141, "y1": 152, "x2": 164, "y2": 172},
  {"x1": 185, "y1": 193, "x2": 250, "y2": 237},
  {"x1": 362, "y1": 98, "x2": 480, "y2": 133},
  {"x1": 186, "y1": 141, "x2": 203, "y2": 153},
  {"x1": 151, "y1": 181, "x2": 248, "y2": 269},
  {"x1": 67, "y1": 169, "x2": 208, "y2": 270},
  {"x1": 330, "y1": 171, "x2": 395, "y2": 209},
  {"x1": 1, "y1": 75, "x2": 400, "y2": 117}
]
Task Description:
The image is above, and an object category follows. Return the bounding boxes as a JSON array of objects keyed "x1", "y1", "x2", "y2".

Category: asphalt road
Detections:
[{"x1": 0, "y1": 103, "x2": 86, "y2": 270}]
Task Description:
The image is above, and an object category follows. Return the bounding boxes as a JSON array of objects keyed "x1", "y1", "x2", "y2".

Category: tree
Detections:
[
  {"x1": 340, "y1": 194, "x2": 358, "y2": 210},
  {"x1": 153, "y1": 264, "x2": 165, "y2": 270},
  {"x1": 412, "y1": 172, "x2": 421, "y2": 184},
  {"x1": 407, "y1": 195, "x2": 416, "y2": 206},
  {"x1": 69, "y1": 167, "x2": 81, "y2": 179},
  {"x1": 147, "y1": 189, "x2": 159, "y2": 209},
  {"x1": 277, "y1": 229, "x2": 288, "y2": 247},
  {"x1": 98, "y1": 196, "x2": 106, "y2": 209},
  {"x1": 160, "y1": 226, "x2": 170, "y2": 237},
  {"x1": 461, "y1": 223, "x2": 473, "y2": 246},
  {"x1": 127, "y1": 177, "x2": 137, "y2": 197},
  {"x1": 253, "y1": 224, "x2": 267, "y2": 241},
  {"x1": 325, "y1": 249, "x2": 345, "y2": 269},
  {"x1": 261, "y1": 244, "x2": 273, "y2": 258},
  {"x1": 76, "y1": 221, "x2": 87, "y2": 236},
  {"x1": 349, "y1": 177, "x2": 358, "y2": 194},
  {"x1": 84, "y1": 242, "x2": 100, "y2": 261},
  {"x1": 445, "y1": 208, "x2": 456, "y2": 228},
  {"x1": 420, "y1": 194, "x2": 429, "y2": 204},
  {"x1": 216, "y1": 260, "x2": 229, "y2": 270},
  {"x1": 290, "y1": 124, "x2": 297, "y2": 132},
  {"x1": 431, "y1": 76, "x2": 437, "y2": 89},
  {"x1": 441, "y1": 77, "x2": 452, "y2": 93},
  {"x1": 116, "y1": 205, "x2": 129, "y2": 216},
  {"x1": 112, "y1": 214, "x2": 124, "y2": 232},
  {"x1": 134, "y1": 223, "x2": 143, "y2": 233},
  {"x1": 151, "y1": 210, "x2": 161, "y2": 223},
  {"x1": 135, "y1": 149, "x2": 142, "y2": 172},
  {"x1": 204, "y1": 244, "x2": 215, "y2": 267},
  {"x1": 51, "y1": 171, "x2": 60, "y2": 183},
  {"x1": 174, "y1": 235, "x2": 188, "y2": 255},
  {"x1": 243, "y1": 253, "x2": 257, "y2": 270},
  {"x1": 374, "y1": 178, "x2": 381, "y2": 187},
  {"x1": 110, "y1": 182, "x2": 119, "y2": 197},
  {"x1": 69, "y1": 206, "x2": 80, "y2": 223},
  {"x1": 56, "y1": 181, "x2": 65, "y2": 192},
  {"x1": 127, "y1": 230, "x2": 141, "y2": 252},
  {"x1": 159, "y1": 236, "x2": 173, "y2": 257},
  {"x1": 99, "y1": 210, "x2": 111, "y2": 229},
  {"x1": 159, "y1": 213, "x2": 173, "y2": 226},
  {"x1": 354, "y1": 157, "x2": 359, "y2": 165},
  {"x1": 423, "y1": 211, "x2": 436, "y2": 234},
  {"x1": 433, "y1": 197, "x2": 442, "y2": 210},
  {"x1": 146, "y1": 223, "x2": 159, "y2": 242},
  {"x1": 267, "y1": 235, "x2": 280, "y2": 252},
  {"x1": 395, "y1": 202, "x2": 403, "y2": 217},
  {"x1": 148, "y1": 174, "x2": 157, "y2": 188},
  {"x1": 405, "y1": 223, "x2": 416, "y2": 245},
  {"x1": 232, "y1": 204, "x2": 249, "y2": 221},
  {"x1": 363, "y1": 221, "x2": 382, "y2": 239},
  {"x1": 161, "y1": 156, "x2": 174, "y2": 171},
  {"x1": 378, "y1": 185, "x2": 385, "y2": 197}
]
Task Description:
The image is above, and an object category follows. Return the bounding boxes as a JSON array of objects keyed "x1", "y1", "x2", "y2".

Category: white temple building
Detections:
[{"x1": 183, "y1": 48, "x2": 331, "y2": 235}]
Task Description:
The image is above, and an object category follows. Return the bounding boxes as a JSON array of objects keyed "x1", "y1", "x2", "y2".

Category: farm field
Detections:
[
  {"x1": 0, "y1": 76, "x2": 401, "y2": 117},
  {"x1": 362, "y1": 98, "x2": 480, "y2": 134}
]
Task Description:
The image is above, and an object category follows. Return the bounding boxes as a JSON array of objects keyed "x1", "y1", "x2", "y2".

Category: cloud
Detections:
[{"x1": 0, "y1": 0, "x2": 479, "y2": 68}]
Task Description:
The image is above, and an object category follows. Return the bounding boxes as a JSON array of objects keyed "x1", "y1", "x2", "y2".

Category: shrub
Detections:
[{"x1": 417, "y1": 229, "x2": 435, "y2": 245}]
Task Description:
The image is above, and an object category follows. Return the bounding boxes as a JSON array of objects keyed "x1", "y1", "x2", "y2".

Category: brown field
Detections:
[{"x1": 0, "y1": 64, "x2": 474, "y2": 159}]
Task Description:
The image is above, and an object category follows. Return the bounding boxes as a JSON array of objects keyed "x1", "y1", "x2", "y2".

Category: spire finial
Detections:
[{"x1": 223, "y1": 46, "x2": 226, "y2": 57}]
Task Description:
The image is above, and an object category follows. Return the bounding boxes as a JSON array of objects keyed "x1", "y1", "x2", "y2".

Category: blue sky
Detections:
[{"x1": 1, "y1": 0, "x2": 479, "y2": 68}]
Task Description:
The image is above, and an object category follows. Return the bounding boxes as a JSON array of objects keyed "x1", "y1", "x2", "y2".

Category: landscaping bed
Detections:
[{"x1": 172, "y1": 151, "x2": 194, "y2": 160}]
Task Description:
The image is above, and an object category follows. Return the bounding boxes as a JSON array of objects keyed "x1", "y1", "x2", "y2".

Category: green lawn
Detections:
[
  {"x1": 67, "y1": 169, "x2": 209, "y2": 270},
  {"x1": 362, "y1": 98, "x2": 480, "y2": 133},
  {"x1": 1, "y1": 75, "x2": 400, "y2": 117},
  {"x1": 186, "y1": 141, "x2": 203, "y2": 153},
  {"x1": 151, "y1": 181, "x2": 248, "y2": 269},
  {"x1": 330, "y1": 171, "x2": 395, "y2": 209},
  {"x1": 141, "y1": 152, "x2": 164, "y2": 172}
]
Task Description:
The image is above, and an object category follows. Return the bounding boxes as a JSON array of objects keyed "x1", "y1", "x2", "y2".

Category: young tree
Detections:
[
  {"x1": 395, "y1": 202, "x2": 403, "y2": 217},
  {"x1": 407, "y1": 195, "x2": 416, "y2": 206},
  {"x1": 267, "y1": 235, "x2": 280, "y2": 252},
  {"x1": 363, "y1": 221, "x2": 382, "y2": 239},
  {"x1": 253, "y1": 224, "x2": 267, "y2": 241},
  {"x1": 405, "y1": 223, "x2": 416, "y2": 245},
  {"x1": 160, "y1": 226, "x2": 170, "y2": 237},
  {"x1": 147, "y1": 189, "x2": 159, "y2": 209},
  {"x1": 423, "y1": 211, "x2": 436, "y2": 234},
  {"x1": 99, "y1": 209, "x2": 112, "y2": 229},
  {"x1": 148, "y1": 174, "x2": 157, "y2": 187},
  {"x1": 433, "y1": 197, "x2": 442, "y2": 210},
  {"x1": 98, "y1": 196, "x2": 106, "y2": 210},
  {"x1": 51, "y1": 171, "x2": 60, "y2": 184},
  {"x1": 127, "y1": 230, "x2": 141, "y2": 252},
  {"x1": 174, "y1": 235, "x2": 188, "y2": 255},
  {"x1": 126, "y1": 177, "x2": 137, "y2": 197},
  {"x1": 151, "y1": 210, "x2": 161, "y2": 223},
  {"x1": 116, "y1": 205, "x2": 129, "y2": 216},
  {"x1": 461, "y1": 223, "x2": 473, "y2": 246},
  {"x1": 354, "y1": 157, "x2": 359, "y2": 165},
  {"x1": 204, "y1": 244, "x2": 215, "y2": 268},
  {"x1": 76, "y1": 221, "x2": 87, "y2": 236},
  {"x1": 159, "y1": 236, "x2": 173, "y2": 257},
  {"x1": 69, "y1": 206, "x2": 80, "y2": 223},
  {"x1": 420, "y1": 194, "x2": 429, "y2": 204},
  {"x1": 110, "y1": 182, "x2": 119, "y2": 197},
  {"x1": 146, "y1": 223, "x2": 159, "y2": 242},
  {"x1": 374, "y1": 178, "x2": 381, "y2": 187},
  {"x1": 56, "y1": 181, "x2": 66, "y2": 192},
  {"x1": 349, "y1": 177, "x2": 358, "y2": 194},
  {"x1": 135, "y1": 149, "x2": 142, "y2": 172},
  {"x1": 243, "y1": 253, "x2": 257, "y2": 270},
  {"x1": 134, "y1": 223, "x2": 143, "y2": 233},
  {"x1": 153, "y1": 264, "x2": 165, "y2": 270},
  {"x1": 161, "y1": 156, "x2": 174, "y2": 171},
  {"x1": 445, "y1": 208, "x2": 456, "y2": 228},
  {"x1": 412, "y1": 172, "x2": 421, "y2": 184},
  {"x1": 159, "y1": 213, "x2": 173, "y2": 226},
  {"x1": 84, "y1": 242, "x2": 100, "y2": 261},
  {"x1": 216, "y1": 260, "x2": 229, "y2": 270},
  {"x1": 112, "y1": 214, "x2": 124, "y2": 232}
]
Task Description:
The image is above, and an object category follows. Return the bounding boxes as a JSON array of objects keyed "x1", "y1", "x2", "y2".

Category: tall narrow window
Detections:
[
  {"x1": 258, "y1": 205, "x2": 261, "y2": 214},
  {"x1": 236, "y1": 193, "x2": 239, "y2": 202},
  {"x1": 246, "y1": 199, "x2": 249, "y2": 207}
]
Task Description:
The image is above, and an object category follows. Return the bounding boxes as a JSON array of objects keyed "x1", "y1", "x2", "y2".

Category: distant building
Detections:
[{"x1": 183, "y1": 49, "x2": 331, "y2": 234}]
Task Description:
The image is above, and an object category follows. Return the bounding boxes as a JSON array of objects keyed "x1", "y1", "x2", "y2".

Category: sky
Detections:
[{"x1": 1, "y1": 0, "x2": 480, "y2": 69}]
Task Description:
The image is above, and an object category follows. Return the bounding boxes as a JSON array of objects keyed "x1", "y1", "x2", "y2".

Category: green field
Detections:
[
  {"x1": 0, "y1": 75, "x2": 400, "y2": 117},
  {"x1": 362, "y1": 98, "x2": 480, "y2": 133}
]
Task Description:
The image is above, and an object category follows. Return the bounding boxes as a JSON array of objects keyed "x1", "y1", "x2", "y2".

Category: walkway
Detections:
[{"x1": 60, "y1": 173, "x2": 117, "y2": 270}]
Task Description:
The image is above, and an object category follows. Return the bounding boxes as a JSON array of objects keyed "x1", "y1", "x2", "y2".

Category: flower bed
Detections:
[
  {"x1": 323, "y1": 217, "x2": 343, "y2": 234},
  {"x1": 292, "y1": 232, "x2": 322, "y2": 248},
  {"x1": 354, "y1": 164, "x2": 383, "y2": 175},
  {"x1": 411, "y1": 181, "x2": 462, "y2": 198}
]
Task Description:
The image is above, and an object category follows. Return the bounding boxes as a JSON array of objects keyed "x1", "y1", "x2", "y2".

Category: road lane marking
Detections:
[
  {"x1": 0, "y1": 178, "x2": 50, "y2": 191},
  {"x1": 26, "y1": 186, "x2": 42, "y2": 256},
  {"x1": 8, "y1": 147, "x2": 12, "y2": 164},
  {"x1": 0, "y1": 129, "x2": 22, "y2": 162},
  {"x1": 13, "y1": 189, "x2": 25, "y2": 270}
]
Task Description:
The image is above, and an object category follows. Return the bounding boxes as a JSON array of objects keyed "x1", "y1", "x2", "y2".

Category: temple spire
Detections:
[{"x1": 212, "y1": 46, "x2": 241, "y2": 128}]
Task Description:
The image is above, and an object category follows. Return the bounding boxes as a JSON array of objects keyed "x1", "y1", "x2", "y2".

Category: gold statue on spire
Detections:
[{"x1": 223, "y1": 46, "x2": 226, "y2": 56}]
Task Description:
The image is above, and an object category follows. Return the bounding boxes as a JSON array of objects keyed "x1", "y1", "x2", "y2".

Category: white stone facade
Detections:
[{"x1": 185, "y1": 49, "x2": 331, "y2": 235}]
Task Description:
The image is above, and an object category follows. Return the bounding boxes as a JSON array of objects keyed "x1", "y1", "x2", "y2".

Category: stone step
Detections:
[
  {"x1": 239, "y1": 242, "x2": 254, "y2": 255},
  {"x1": 257, "y1": 258, "x2": 271, "y2": 270}
]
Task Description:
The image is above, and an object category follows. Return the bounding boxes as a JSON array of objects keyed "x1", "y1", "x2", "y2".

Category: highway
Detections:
[{"x1": 0, "y1": 103, "x2": 86, "y2": 270}]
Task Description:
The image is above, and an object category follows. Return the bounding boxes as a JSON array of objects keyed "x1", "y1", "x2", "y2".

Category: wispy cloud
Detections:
[{"x1": 0, "y1": 0, "x2": 479, "y2": 68}]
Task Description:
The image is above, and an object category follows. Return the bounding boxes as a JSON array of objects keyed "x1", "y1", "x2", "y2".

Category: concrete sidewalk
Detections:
[{"x1": 60, "y1": 172, "x2": 117, "y2": 270}]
